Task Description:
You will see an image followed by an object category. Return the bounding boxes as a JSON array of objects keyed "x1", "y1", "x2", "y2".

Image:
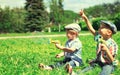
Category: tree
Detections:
[
  {"x1": 49, "y1": 0, "x2": 64, "y2": 32},
  {"x1": 24, "y1": 0, "x2": 49, "y2": 32},
  {"x1": 11, "y1": 8, "x2": 26, "y2": 33},
  {"x1": 84, "y1": 0, "x2": 120, "y2": 18},
  {"x1": 0, "y1": 6, "x2": 26, "y2": 33},
  {"x1": 49, "y1": 1, "x2": 63, "y2": 23},
  {"x1": 0, "y1": 7, "x2": 13, "y2": 33}
]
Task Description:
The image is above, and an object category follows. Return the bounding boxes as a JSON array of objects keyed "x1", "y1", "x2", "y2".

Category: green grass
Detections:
[
  {"x1": 0, "y1": 31, "x2": 91, "y2": 37},
  {"x1": 0, "y1": 32, "x2": 120, "y2": 75}
]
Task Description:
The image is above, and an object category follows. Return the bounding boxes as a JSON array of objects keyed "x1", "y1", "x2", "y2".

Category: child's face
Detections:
[
  {"x1": 98, "y1": 24, "x2": 112, "y2": 38},
  {"x1": 66, "y1": 30, "x2": 77, "y2": 40}
]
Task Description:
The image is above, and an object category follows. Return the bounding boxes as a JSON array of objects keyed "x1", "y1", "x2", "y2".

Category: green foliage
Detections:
[
  {"x1": 83, "y1": 1, "x2": 120, "y2": 31},
  {"x1": 92, "y1": 17, "x2": 107, "y2": 30},
  {"x1": 24, "y1": 0, "x2": 49, "y2": 32},
  {"x1": 49, "y1": 0, "x2": 79, "y2": 28},
  {"x1": 62, "y1": 10, "x2": 79, "y2": 24},
  {"x1": 10, "y1": 8, "x2": 26, "y2": 33},
  {"x1": 85, "y1": 5, "x2": 105, "y2": 17},
  {"x1": 0, "y1": 7, "x2": 12, "y2": 33},
  {"x1": 84, "y1": 1, "x2": 120, "y2": 18},
  {"x1": 49, "y1": 0, "x2": 64, "y2": 25},
  {"x1": 0, "y1": 0, "x2": 120, "y2": 33},
  {"x1": 0, "y1": 7, "x2": 25, "y2": 33},
  {"x1": 79, "y1": 17, "x2": 107, "y2": 31},
  {"x1": 50, "y1": 24, "x2": 66, "y2": 32},
  {"x1": 114, "y1": 13, "x2": 120, "y2": 30},
  {"x1": 79, "y1": 21, "x2": 88, "y2": 31}
]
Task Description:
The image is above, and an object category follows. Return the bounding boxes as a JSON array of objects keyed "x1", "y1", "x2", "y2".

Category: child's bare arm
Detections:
[
  {"x1": 56, "y1": 52, "x2": 64, "y2": 58},
  {"x1": 80, "y1": 10, "x2": 96, "y2": 35},
  {"x1": 101, "y1": 44, "x2": 114, "y2": 62},
  {"x1": 55, "y1": 43, "x2": 76, "y2": 53}
]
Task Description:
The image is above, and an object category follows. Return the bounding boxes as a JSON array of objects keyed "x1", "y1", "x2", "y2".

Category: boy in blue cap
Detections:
[
  {"x1": 76, "y1": 10, "x2": 118, "y2": 75},
  {"x1": 39, "y1": 23, "x2": 83, "y2": 74}
]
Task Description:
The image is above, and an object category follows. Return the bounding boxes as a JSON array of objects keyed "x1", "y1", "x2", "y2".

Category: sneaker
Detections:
[
  {"x1": 65, "y1": 63, "x2": 73, "y2": 75},
  {"x1": 38, "y1": 63, "x2": 52, "y2": 70}
]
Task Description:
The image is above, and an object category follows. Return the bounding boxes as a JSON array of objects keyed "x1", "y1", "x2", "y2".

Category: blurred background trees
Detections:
[
  {"x1": 0, "y1": 0, "x2": 120, "y2": 33},
  {"x1": 0, "y1": 7, "x2": 25, "y2": 33},
  {"x1": 24, "y1": 0, "x2": 49, "y2": 32}
]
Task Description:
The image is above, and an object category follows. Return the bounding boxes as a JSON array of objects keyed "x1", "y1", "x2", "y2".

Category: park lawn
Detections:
[
  {"x1": 0, "y1": 31, "x2": 90, "y2": 37},
  {"x1": 0, "y1": 32, "x2": 120, "y2": 75}
]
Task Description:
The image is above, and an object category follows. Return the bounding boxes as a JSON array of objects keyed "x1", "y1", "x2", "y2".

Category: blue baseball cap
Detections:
[
  {"x1": 65, "y1": 23, "x2": 81, "y2": 32},
  {"x1": 100, "y1": 20, "x2": 117, "y2": 34}
]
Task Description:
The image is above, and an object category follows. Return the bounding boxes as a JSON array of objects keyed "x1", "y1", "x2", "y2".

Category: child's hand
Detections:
[
  {"x1": 55, "y1": 43, "x2": 63, "y2": 50},
  {"x1": 55, "y1": 52, "x2": 64, "y2": 58},
  {"x1": 79, "y1": 9, "x2": 83, "y2": 16},
  {"x1": 79, "y1": 9, "x2": 86, "y2": 18},
  {"x1": 101, "y1": 44, "x2": 114, "y2": 62},
  {"x1": 80, "y1": 10, "x2": 84, "y2": 16},
  {"x1": 56, "y1": 54, "x2": 62, "y2": 58},
  {"x1": 51, "y1": 40, "x2": 60, "y2": 44},
  {"x1": 101, "y1": 44, "x2": 108, "y2": 51}
]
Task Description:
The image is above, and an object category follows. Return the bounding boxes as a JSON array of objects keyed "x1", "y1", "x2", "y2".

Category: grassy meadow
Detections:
[{"x1": 0, "y1": 32, "x2": 120, "y2": 75}]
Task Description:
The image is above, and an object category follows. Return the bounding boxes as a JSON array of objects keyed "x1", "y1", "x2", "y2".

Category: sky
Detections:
[{"x1": 0, "y1": 0, "x2": 116, "y2": 13}]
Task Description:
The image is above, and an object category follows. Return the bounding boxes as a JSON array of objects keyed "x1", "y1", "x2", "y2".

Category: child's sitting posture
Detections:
[
  {"x1": 39, "y1": 23, "x2": 82, "y2": 73},
  {"x1": 78, "y1": 10, "x2": 118, "y2": 75},
  {"x1": 39, "y1": 23, "x2": 83, "y2": 74}
]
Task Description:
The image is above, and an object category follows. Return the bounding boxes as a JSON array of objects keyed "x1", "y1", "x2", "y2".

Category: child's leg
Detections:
[
  {"x1": 49, "y1": 58, "x2": 71, "y2": 69},
  {"x1": 75, "y1": 60, "x2": 97, "y2": 74},
  {"x1": 68, "y1": 60, "x2": 76, "y2": 67},
  {"x1": 100, "y1": 65, "x2": 114, "y2": 75},
  {"x1": 39, "y1": 63, "x2": 53, "y2": 70},
  {"x1": 39, "y1": 61, "x2": 66, "y2": 70},
  {"x1": 39, "y1": 58, "x2": 70, "y2": 70},
  {"x1": 78, "y1": 65, "x2": 94, "y2": 73},
  {"x1": 65, "y1": 60, "x2": 76, "y2": 74},
  {"x1": 49, "y1": 61, "x2": 65, "y2": 69},
  {"x1": 65, "y1": 58, "x2": 83, "y2": 75}
]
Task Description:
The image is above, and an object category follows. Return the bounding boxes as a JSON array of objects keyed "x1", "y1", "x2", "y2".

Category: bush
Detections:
[
  {"x1": 114, "y1": 13, "x2": 120, "y2": 31},
  {"x1": 50, "y1": 24, "x2": 66, "y2": 32},
  {"x1": 92, "y1": 17, "x2": 107, "y2": 30},
  {"x1": 79, "y1": 21, "x2": 88, "y2": 31},
  {"x1": 79, "y1": 17, "x2": 107, "y2": 31}
]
